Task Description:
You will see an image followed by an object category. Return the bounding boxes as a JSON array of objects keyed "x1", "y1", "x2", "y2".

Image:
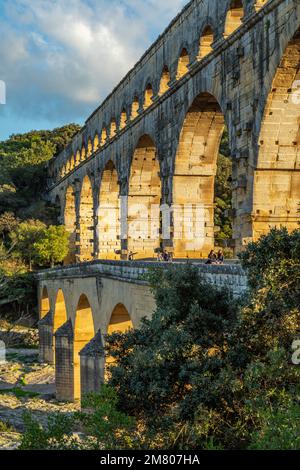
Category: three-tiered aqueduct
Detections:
[{"x1": 38, "y1": 0, "x2": 300, "y2": 401}]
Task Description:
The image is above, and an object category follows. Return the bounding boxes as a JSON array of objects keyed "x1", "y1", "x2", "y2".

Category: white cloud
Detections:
[{"x1": 0, "y1": 0, "x2": 186, "y2": 133}]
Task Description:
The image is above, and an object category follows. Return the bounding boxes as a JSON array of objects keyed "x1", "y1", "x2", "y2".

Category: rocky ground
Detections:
[{"x1": 0, "y1": 330, "x2": 79, "y2": 450}]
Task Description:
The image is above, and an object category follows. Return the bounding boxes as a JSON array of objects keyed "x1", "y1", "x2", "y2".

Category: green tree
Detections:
[
  {"x1": 12, "y1": 220, "x2": 46, "y2": 270},
  {"x1": 33, "y1": 225, "x2": 70, "y2": 268}
]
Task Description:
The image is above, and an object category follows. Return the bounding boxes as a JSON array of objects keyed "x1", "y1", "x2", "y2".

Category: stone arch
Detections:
[
  {"x1": 252, "y1": 28, "x2": 300, "y2": 241},
  {"x1": 176, "y1": 48, "x2": 190, "y2": 80},
  {"x1": 101, "y1": 128, "x2": 107, "y2": 146},
  {"x1": 79, "y1": 175, "x2": 94, "y2": 261},
  {"x1": 159, "y1": 66, "x2": 170, "y2": 96},
  {"x1": 97, "y1": 161, "x2": 121, "y2": 259},
  {"x1": 93, "y1": 132, "x2": 99, "y2": 152},
  {"x1": 128, "y1": 134, "x2": 162, "y2": 259},
  {"x1": 52, "y1": 289, "x2": 68, "y2": 359},
  {"x1": 119, "y1": 109, "x2": 127, "y2": 130},
  {"x1": 53, "y1": 289, "x2": 67, "y2": 334},
  {"x1": 87, "y1": 138, "x2": 93, "y2": 158},
  {"x1": 224, "y1": 0, "x2": 244, "y2": 38},
  {"x1": 75, "y1": 150, "x2": 81, "y2": 166},
  {"x1": 106, "y1": 303, "x2": 133, "y2": 377},
  {"x1": 81, "y1": 146, "x2": 86, "y2": 161},
  {"x1": 173, "y1": 92, "x2": 226, "y2": 258},
  {"x1": 64, "y1": 185, "x2": 77, "y2": 264},
  {"x1": 40, "y1": 286, "x2": 50, "y2": 319},
  {"x1": 199, "y1": 25, "x2": 214, "y2": 59},
  {"x1": 144, "y1": 83, "x2": 154, "y2": 109},
  {"x1": 74, "y1": 294, "x2": 95, "y2": 400},
  {"x1": 70, "y1": 154, "x2": 75, "y2": 171},
  {"x1": 130, "y1": 96, "x2": 140, "y2": 120},
  {"x1": 110, "y1": 119, "x2": 117, "y2": 138},
  {"x1": 254, "y1": 0, "x2": 267, "y2": 11}
]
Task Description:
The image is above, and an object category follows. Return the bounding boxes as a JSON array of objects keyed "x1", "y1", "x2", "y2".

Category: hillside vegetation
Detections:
[{"x1": 0, "y1": 125, "x2": 80, "y2": 320}]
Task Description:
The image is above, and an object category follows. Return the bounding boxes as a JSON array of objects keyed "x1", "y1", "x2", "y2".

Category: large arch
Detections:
[
  {"x1": 64, "y1": 186, "x2": 77, "y2": 264},
  {"x1": 173, "y1": 92, "x2": 225, "y2": 258},
  {"x1": 74, "y1": 294, "x2": 95, "y2": 400},
  {"x1": 106, "y1": 303, "x2": 133, "y2": 378},
  {"x1": 40, "y1": 286, "x2": 50, "y2": 319},
  {"x1": 79, "y1": 175, "x2": 94, "y2": 261},
  {"x1": 97, "y1": 161, "x2": 121, "y2": 259},
  {"x1": 128, "y1": 135, "x2": 162, "y2": 259},
  {"x1": 253, "y1": 28, "x2": 300, "y2": 240}
]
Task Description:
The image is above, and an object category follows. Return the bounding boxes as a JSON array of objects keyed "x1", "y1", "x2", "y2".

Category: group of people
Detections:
[
  {"x1": 157, "y1": 250, "x2": 173, "y2": 262},
  {"x1": 205, "y1": 249, "x2": 224, "y2": 265}
]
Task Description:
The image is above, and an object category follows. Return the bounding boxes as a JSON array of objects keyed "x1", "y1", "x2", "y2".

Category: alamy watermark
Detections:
[{"x1": 0, "y1": 80, "x2": 6, "y2": 105}]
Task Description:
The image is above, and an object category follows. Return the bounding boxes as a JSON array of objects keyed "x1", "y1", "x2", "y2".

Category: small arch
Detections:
[
  {"x1": 60, "y1": 165, "x2": 66, "y2": 178},
  {"x1": 87, "y1": 138, "x2": 93, "y2": 157},
  {"x1": 70, "y1": 154, "x2": 75, "y2": 171},
  {"x1": 130, "y1": 96, "x2": 140, "y2": 120},
  {"x1": 199, "y1": 25, "x2": 214, "y2": 59},
  {"x1": 66, "y1": 160, "x2": 71, "y2": 173},
  {"x1": 176, "y1": 48, "x2": 190, "y2": 80},
  {"x1": 224, "y1": 0, "x2": 244, "y2": 38},
  {"x1": 74, "y1": 294, "x2": 95, "y2": 400},
  {"x1": 79, "y1": 175, "x2": 94, "y2": 261},
  {"x1": 81, "y1": 146, "x2": 86, "y2": 161},
  {"x1": 93, "y1": 133, "x2": 99, "y2": 152},
  {"x1": 75, "y1": 150, "x2": 81, "y2": 166},
  {"x1": 40, "y1": 286, "x2": 50, "y2": 319},
  {"x1": 119, "y1": 109, "x2": 127, "y2": 130},
  {"x1": 159, "y1": 66, "x2": 171, "y2": 96},
  {"x1": 144, "y1": 84, "x2": 154, "y2": 109},
  {"x1": 101, "y1": 128, "x2": 107, "y2": 146},
  {"x1": 254, "y1": 0, "x2": 267, "y2": 10},
  {"x1": 110, "y1": 119, "x2": 117, "y2": 138}
]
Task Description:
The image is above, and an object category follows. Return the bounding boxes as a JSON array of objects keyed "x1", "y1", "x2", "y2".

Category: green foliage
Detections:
[
  {"x1": 105, "y1": 230, "x2": 300, "y2": 449},
  {"x1": 12, "y1": 220, "x2": 46, "y2": 270},
  {"x1": 20, "y1": 386, "x2": 138, "y2": 450},
  {"x1": 33, "y1": 225, "x2": 70, "y2": 268}
]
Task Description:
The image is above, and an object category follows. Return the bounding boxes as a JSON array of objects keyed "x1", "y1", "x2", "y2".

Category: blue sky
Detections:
[{"x1": 0, "y1": 0, "x2": 186, "y2": 141}]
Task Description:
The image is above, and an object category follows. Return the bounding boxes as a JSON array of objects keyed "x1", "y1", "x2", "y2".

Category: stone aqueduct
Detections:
[{"x1": 38, "y1": 0, "x2": 300, "y2": 401}]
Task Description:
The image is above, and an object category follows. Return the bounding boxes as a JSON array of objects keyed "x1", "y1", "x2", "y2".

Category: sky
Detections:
[{"x1": 0, "y1": 0, "x2": 187, "y2": 141}]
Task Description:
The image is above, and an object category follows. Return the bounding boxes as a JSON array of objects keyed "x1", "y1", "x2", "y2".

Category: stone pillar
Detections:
[
  {"x1": 38, "y1": 310, "x2": 54, "y2": 364},
  {"x1": 79, "y1": 330, "x2": 105, "y2": 401},
  {"x1": 55, "y1": 320, "x2": 74, "y2": 402}
]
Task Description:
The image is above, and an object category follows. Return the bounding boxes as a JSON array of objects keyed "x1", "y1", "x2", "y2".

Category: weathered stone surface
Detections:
[{"x1": 45, "y1": 0, "x2": 299, "y2": 258}]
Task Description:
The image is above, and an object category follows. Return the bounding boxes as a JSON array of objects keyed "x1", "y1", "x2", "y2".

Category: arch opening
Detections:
[
  {"x1": 128, "y1": 135, "x2": 162, "y2": 259},
  {"x1": 176, "y1": 48, "x2": 189, "y2": 80},
  {"x1": 74, "y1": 294, "x2": 95, "y2": 400},
  {"x1": 79, "y1": 176, "x2": 94, "y2": 261},
  {"x1": 97, "y1": 161, "x2": 121, "y2": 260},
  {"x1": 253, "y1": 29, "x2": 300, "y2": 241},
  {"x1": 106, "y1": 303, "x2": 133, "y2": 378},
  {"x1": 131, "y1": 97, "x2": 139, "y2": 120},
  {"x1": 120, "y1": 109, "x2": 127, "y2": 130},
  {"x1": 64, "y1": 185, "x2": 77, "y2": 264},
  {"x1": 224, "y1": 0, "x2": 244, "y2": 38},
  {"x1": 159, "y1": 66, "x2": 170, "y2": 95},
  {"x1": 173, "y1": 93, "x2": 232, "y2": 258},
  {"x1": 93, "y1": 133, "x2": 99, "y2": 152},
  {"x1": 110, "y1": 119, "x2": 117, "y2": 138},
  {"x1": 199, "y1": 26, "x2": 214, "y2": 59},
  {"x1": 40, "y1": 287, "x2": 50, "y2": 319},
  {"x1": 101, "y1": 128, "x2": 107, "y2": 146},
  {"x1": 144, "y1": 84, "x2": 153, "y2": 109}
]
